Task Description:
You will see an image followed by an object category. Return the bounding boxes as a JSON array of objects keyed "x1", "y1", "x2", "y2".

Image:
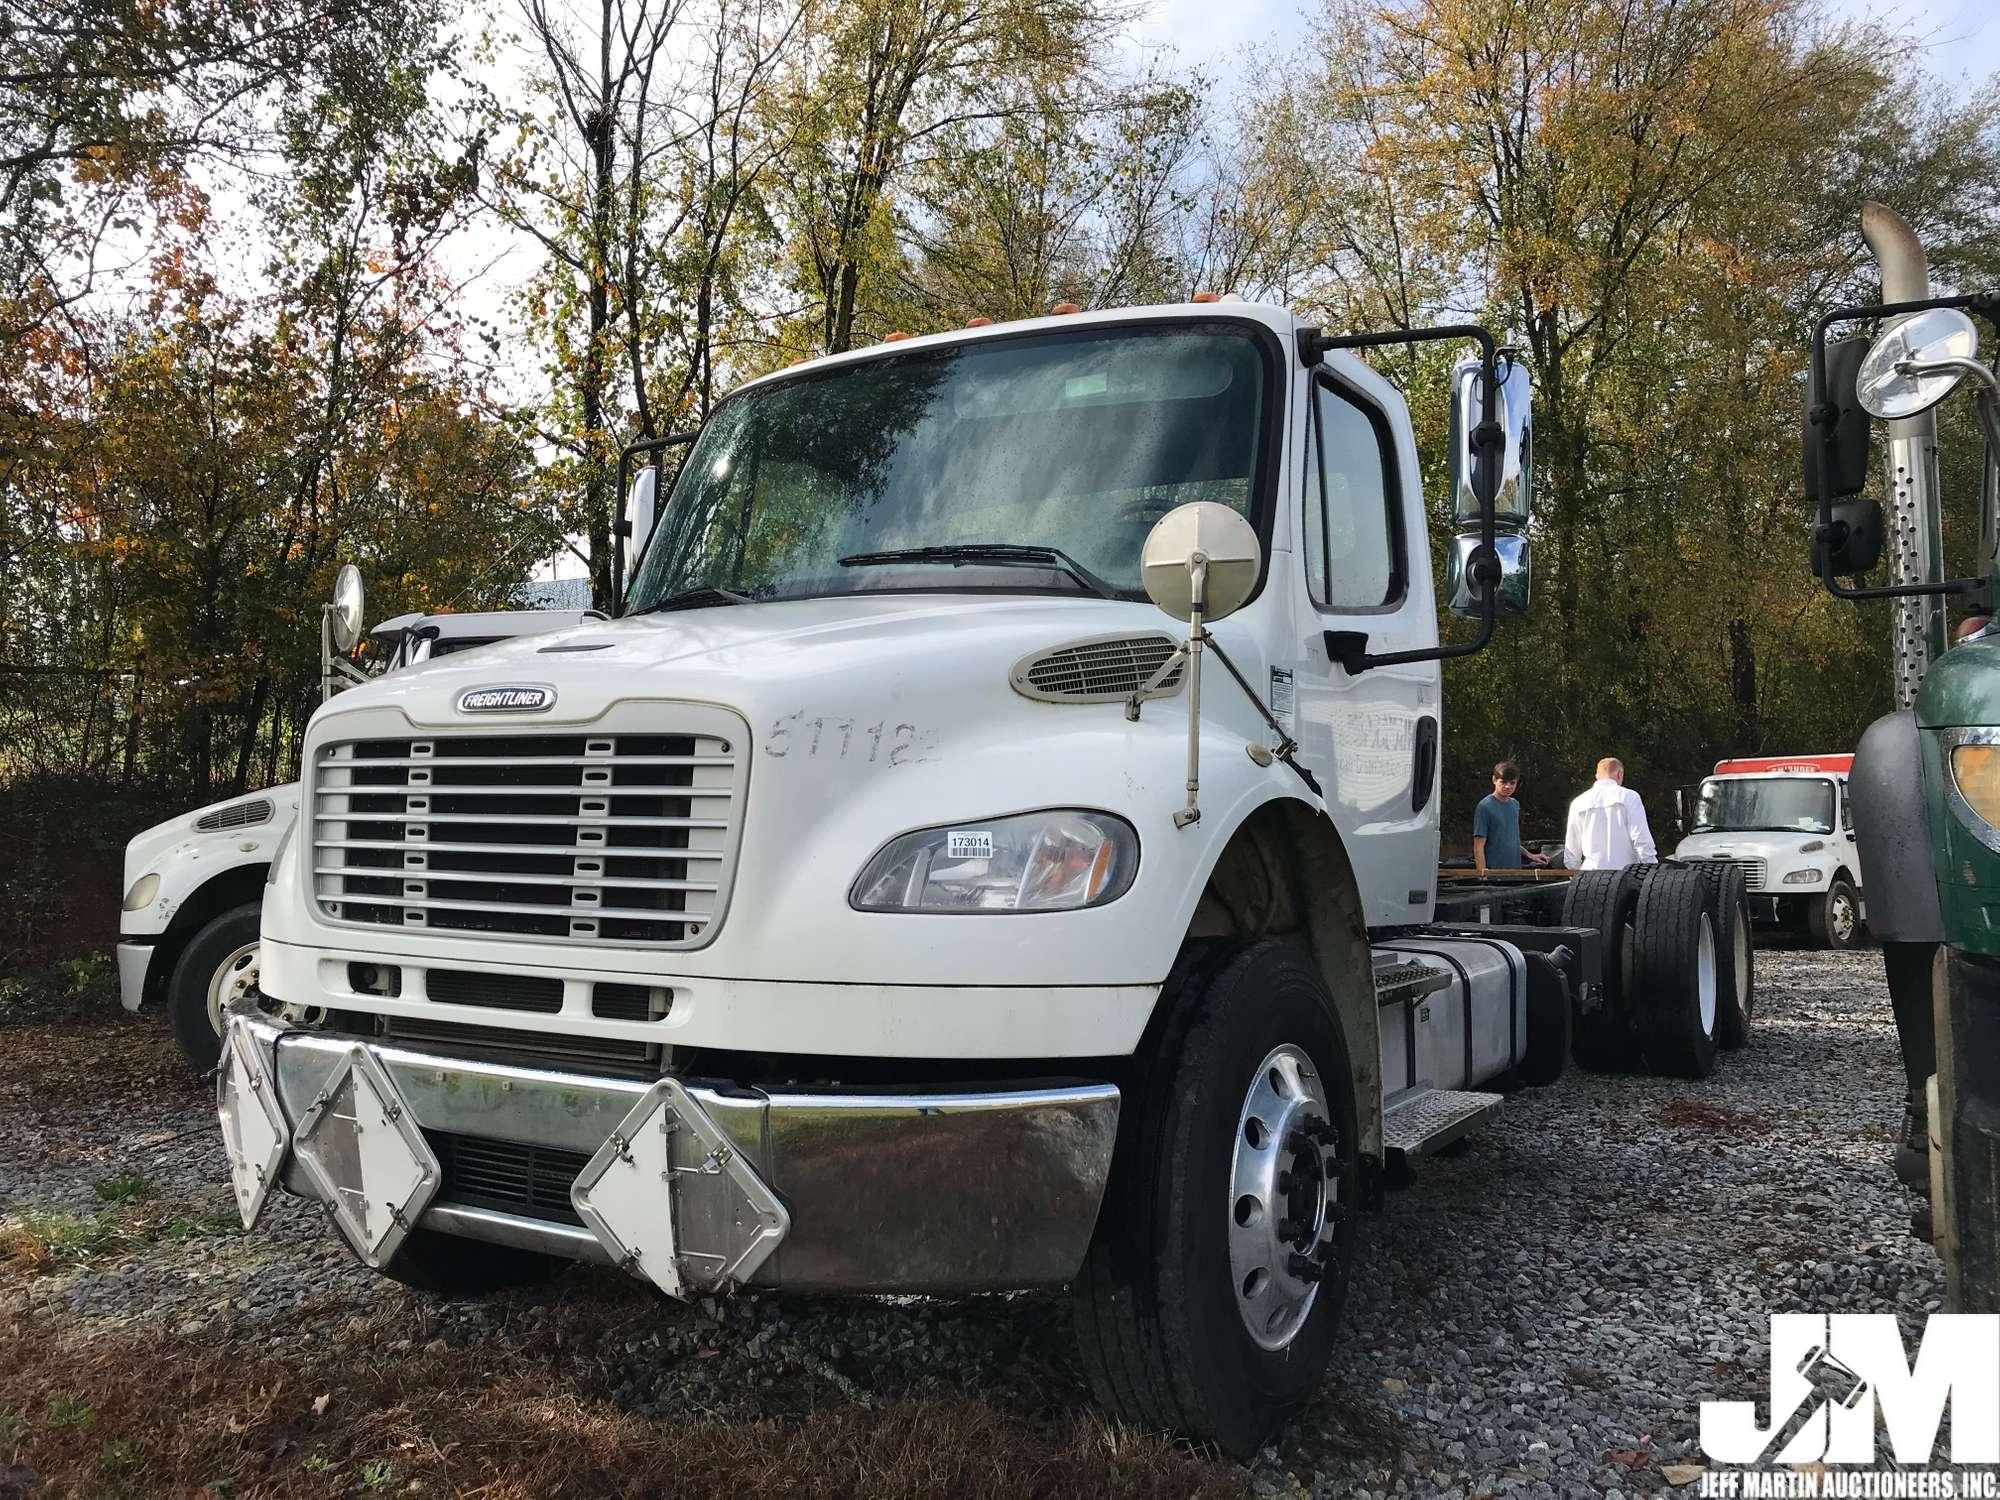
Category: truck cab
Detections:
[{"x1": 1674, "y1": 755, "x2": 1864, "y2": 947}]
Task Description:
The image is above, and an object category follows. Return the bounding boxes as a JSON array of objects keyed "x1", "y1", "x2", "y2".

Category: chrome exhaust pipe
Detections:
[{"x1": 1861, "y1": 200, "x2": 1947, "y2": 708}]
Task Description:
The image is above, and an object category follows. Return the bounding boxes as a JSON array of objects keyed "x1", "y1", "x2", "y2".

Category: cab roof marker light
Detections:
[
  {"x1": 966, "y1": 316, "x2": 993, "y2": 327},
  {"x1": 1190, "y1": 291, "x2": 1220, "y2": 304},
  {"x1": 1050, "y1": 302, "x2": 1081, "y2": 315}
]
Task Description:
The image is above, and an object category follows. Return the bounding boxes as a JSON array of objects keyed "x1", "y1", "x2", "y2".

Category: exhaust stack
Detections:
[{"x1": 1860, "y1": 201, "x2": 1947, "y2": 708}]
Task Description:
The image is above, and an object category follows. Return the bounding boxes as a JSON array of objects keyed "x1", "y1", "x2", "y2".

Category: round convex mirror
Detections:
[
  {"x1": 328, "y1": 564, "x2": 365, "y2": 652},
  {"x1": 1857, "y1": 308, "x2": 1981, "y2": 420},
  {"x1": 1139, "y1": 502, "x2": 1262, "y2": 621}
]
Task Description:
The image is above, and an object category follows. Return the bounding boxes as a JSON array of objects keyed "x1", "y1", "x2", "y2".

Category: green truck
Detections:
[{"x1": 1807, "y1": 202, "x2": 2000, "y2": 1309}]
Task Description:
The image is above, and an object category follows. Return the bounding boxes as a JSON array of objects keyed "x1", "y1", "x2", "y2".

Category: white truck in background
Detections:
[
  {"x1": 214, "y1": 301, "x2": 1756, "y2": 1454},
  {"x1": 1673, "y1": 754, "x2": 1864, "y2": 948},
  {"x1": 118, "y1": 577, "x2": 599, "y2": 1069}
]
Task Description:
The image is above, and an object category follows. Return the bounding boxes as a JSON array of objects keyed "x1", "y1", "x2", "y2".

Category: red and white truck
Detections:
[{"x1": 1674, "y1": 754, "x2": 1864, "y2": 947}]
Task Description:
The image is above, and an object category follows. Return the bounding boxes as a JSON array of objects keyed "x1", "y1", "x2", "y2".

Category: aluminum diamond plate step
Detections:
[
  {"x1": 1382, "y1": 1087, "x2": 1502, "y2": 1159},
  {"x1": 1372, "y1": 954, "x2": 1453, "y2": 1007}
]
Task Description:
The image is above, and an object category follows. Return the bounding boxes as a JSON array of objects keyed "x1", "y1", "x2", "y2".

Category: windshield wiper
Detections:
[
  {"x1": 837, "y1": 544, "x2": 1120, "y2": 600},
  {"x1": 629, "y1": 585, "x2": 757, "y2": 616}
]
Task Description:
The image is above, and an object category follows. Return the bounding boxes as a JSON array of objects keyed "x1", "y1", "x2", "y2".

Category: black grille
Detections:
[
  {"x1": 592, "y1": 981, "x2": 666, "y2": 1021},
  {"x1": 428, "y1": 969, "x2": 563, "y2": 1014},
  {"x1": 430, "y1": 1131, "x2": 590, "y2": 1226},
  {"x1": 383, "y1": 1016, "x2": 660, "y2": 1073},
  {"x1": 311, "y1": 727, "x2": 737, "y2": 947}
]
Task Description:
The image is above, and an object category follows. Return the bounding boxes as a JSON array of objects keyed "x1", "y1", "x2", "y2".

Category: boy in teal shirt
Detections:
[{"x1": 1473, "y1": 761, "x2": 1548, "y2": 872}]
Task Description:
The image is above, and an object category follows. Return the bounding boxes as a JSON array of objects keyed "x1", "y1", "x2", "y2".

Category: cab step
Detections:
[
  {"x1": 1382, "y1": 1086, "x2": 1503, "y2": 1159},
  {"x1": 1372, "y1": 953, "x2": 1453, "y2": 1007}
]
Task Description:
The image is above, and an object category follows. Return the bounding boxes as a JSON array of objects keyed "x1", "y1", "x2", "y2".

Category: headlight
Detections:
[
  {"x1": 1951, "y1": 744, "x2": 2000, "y2": 834},
  {"x1": 851, "y1": 810, "x2": 1138, "y2": 913},
  {"x1": 267, "y1": 821, "x2": 296, "y2": 885},
  {"x1": 122, "y1": 873, "x2": 160, "y2": 911},
  {"x1": 1782, "y1": 869, "x2": 1823, "y2": 885}
]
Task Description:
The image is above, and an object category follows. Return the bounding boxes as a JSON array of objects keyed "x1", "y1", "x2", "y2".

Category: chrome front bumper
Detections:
[{"x1": 218, "y1": 1012, "x2": 1121, "y2": 1295}]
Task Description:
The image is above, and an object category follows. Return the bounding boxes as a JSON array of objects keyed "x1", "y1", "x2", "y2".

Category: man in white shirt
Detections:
[{"x1": 1562, "y1": 757, "x2": 1658, "y2": 871}]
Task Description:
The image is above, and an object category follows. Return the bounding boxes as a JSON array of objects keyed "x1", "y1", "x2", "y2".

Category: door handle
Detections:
[{"x1": 1412, "y1": 716, "x2": 1439, "y2": 813}]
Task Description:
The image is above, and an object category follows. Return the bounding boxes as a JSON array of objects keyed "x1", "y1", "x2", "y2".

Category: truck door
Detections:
[
  {"x1": 1288, "y1": 362, "x2": 1443, "y2": 926},
  {"x1": 1840, "y1": 776, "x2": 1865, "y2": 890}
]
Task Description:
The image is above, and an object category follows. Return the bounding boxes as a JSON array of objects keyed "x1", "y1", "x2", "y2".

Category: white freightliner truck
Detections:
[
  {"x1": 119, "y1": 581, "x2": 599, "y2": 1069},
  {"x1": 214, "y1": 302, "x2": 1752, "y2": 1453},
  {"x1": 1673, "y1": 754, "x2": 1866, "y2": 948}
]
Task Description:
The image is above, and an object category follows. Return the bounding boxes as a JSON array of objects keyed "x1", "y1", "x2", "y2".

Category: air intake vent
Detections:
[
  {"x1": 1010, "y1": 634, "x2": 1185, "y2": 704},
  {"x1": 194, "y1": 797, "x2": 275, "y2": 832},
  {"x1": 427, "y1": 969, "x2": 563, "y2": 1014}
]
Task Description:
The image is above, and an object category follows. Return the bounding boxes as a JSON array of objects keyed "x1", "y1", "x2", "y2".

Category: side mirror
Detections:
[
  {"x1": 1856, "y1": 307, "x2": 1981, "y2": 420},
  {"x1": 1448, "y1": 356, "x2": 1533, "y2": 527},
  {"x1": 1672, "y1": 786, "x2": 1688, "y2": 835},
  {"x1": 1139, "y1": 502, "x2": 1262, "y2": 622},
  {"x1": 1804, "y1": 336, "x2": 1872, "y2": 502},
  {"x1": 1445, "y1": 532, "x2": 1530, "y2": 618},
  {"x1": 626, "y1": 466, "x2": 659, "y2": 561},
  {"x1": 320, "y1": 562, "x2": 368, "y2": 701},
  {"x1": 1812, "y1": 498, "x2": 1884, "y2": 577},
  {"x1": 329, "y1": 564, "x2": 365, "y2": 651},
  {"x1": 1137, "y1": 502, "x2": 1271, "y2": 830}
]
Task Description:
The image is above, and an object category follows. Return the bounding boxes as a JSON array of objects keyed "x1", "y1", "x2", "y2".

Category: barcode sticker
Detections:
[
  {"x1": 947, "y1": 830, "x2": 994, "y2": 860},
  {"x1": 1269, "y1": 666, "x2": 1295, "y2": 729}
]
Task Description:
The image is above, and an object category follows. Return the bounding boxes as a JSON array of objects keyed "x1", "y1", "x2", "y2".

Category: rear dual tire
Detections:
[
  {"x1": 1634, "y1": 864, "x2": 1724, "y2": 1079},
  {"x1": 1563, "y1": 869, "x2": 1643, "y2": 1072}
]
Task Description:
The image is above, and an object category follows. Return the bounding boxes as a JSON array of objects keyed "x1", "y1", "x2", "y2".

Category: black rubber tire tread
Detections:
[
  {"x1": 1519, "y1": 953, "x2": 1572, "y2": 1087},
  {"x1": 1633, "y1": 864, "x2": 1722, "y2": 1079},
  {"x1": 167, "y1": 902, "x2": 262, "y2": 1073},
  {"x1": 376, "y1": 1228, "x2": 565, "y2": 1297},
  {"x1": 1808, "y1": 874, "x2": 1861, "y2": 950},
  {"x1": 1069, "y1": 939, "x2": 1359, "y2": 1457},
  {"x1": 1692, "y1": 861, "x2": 1756, "y2": 1049},
  {"x1": 1561, "y1": 868, "x2": 1643, "y2": 1072}
]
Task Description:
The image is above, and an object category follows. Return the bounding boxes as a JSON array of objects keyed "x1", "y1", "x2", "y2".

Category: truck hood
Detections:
[
  {"x1": 1918, "y1": 634, "x2": 2000, "y2": 729},
  {"x1": 310, "y1": 593, "x2": 1209, "y2": 735},
  {"x1": 1673, "y1": 829, "x2": 1834, "y2": 861}
]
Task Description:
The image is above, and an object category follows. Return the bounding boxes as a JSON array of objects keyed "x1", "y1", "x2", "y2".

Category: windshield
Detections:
[
  {"x1": 627, "y1": 323, "x2": 1276, "y2": 610},
  {"x1": 1692, "y1": 776, "x2": 1835, "y2": 835}
]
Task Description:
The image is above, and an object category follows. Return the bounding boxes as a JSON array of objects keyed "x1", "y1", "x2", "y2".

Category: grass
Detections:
[
  {"x1": 93, "y1": 1175, "x2": 148, "y2": 1204},
  {"x1": 0, "y1": 1213, "x2": 127, "y2": 1275},
  {"x1": 0, "y1": 1314, "x2": 1245, "y2": 1499},
  {"x1": 2, "y1": 1194, "x2": 241, "y2": 1278}
]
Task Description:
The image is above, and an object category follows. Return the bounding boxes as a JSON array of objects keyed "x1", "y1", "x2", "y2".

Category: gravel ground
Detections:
[{"x1": 0, "y1": 944, "x2": 1940, "y2": 1495}]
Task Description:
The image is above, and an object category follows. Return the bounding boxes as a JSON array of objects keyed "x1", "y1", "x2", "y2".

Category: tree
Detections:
[
  {"x1": 484, "y1": 0, "x2": 804, "y2": 606},
  {"x1": 1239, "y1": 0, "x2": 2000, "y2": 835}
]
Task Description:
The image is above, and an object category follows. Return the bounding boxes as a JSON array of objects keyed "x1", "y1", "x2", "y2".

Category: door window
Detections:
[{"x1": 1305, "y1": 377, "x2": 1400, "y2": 610}]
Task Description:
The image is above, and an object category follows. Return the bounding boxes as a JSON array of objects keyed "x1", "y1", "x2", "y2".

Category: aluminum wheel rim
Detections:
[
  {"x1": 1228, "y1": 1043, "x2": 1338, "y2": 1352},
  {"x1": 1696, "y1": 915, "x2": 1718, "y2": 1036},
  {"x1": 206, "y1": 942, "x2": 262, "y2": 1036},
  {"x1": 205, "y1": 942, "x2": 325, "y2": 1035},
  {"x1": 1830, "y1": 889, "x2": 1856, "y2": 943}
]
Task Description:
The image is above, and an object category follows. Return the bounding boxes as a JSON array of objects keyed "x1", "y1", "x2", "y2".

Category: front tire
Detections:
[
  {"x1": 1809, "y1": 876, "x2": 1861, "y2": 950},
  {"x1": 1071, "y1": 940, "x2": 1359, "y2": 1457},
  {"x1": 167, "y1": 903, "x2": 263, "y2": 1072}
]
